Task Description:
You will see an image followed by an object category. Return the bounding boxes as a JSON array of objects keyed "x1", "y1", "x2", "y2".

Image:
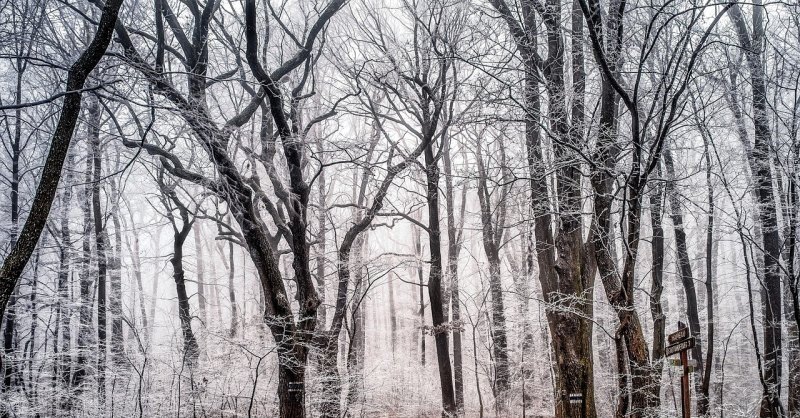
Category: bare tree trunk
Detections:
[
  {"x1": 109, "y1": 178, "x2": 125, "y2": 366},
  {"x1": 443, "y1": 132, "x2": 466, "y2": 413},
  {"x1": 193, "y1": 223, "x2": 207, "y2": 327},
  {"x1": 413, "y1": 224, "x2": 426, "y2": 367},
  {"x1": 648, "y1": 166, "x2": 666, "y2": 406},
  {"x1": 124, "y1": 211, "x2": 148, "y2": 346},
  {"x1": 2, "y1": 64, "x2": 24, "y2": 393},
  {"x1": 346, "y1": 234, "x2": 367, "y2": 410},
  {"x1": 89, "y1": 94, "x2": 108, "y2": 405},
  {"x1": 475, "y1": 139, "x2": 510, "y2": 413},
  {"x1": 424, "y1": 140, "x2": 457, "y2": 416},
  {"x1": 727, "y1": 5, "x2": 784, "y2": 415},
  {"x1": 0, "y1": 0, "x2": 123, "y2": 389},
  {"x1": 663, "y1": 147, "x2": 705, "y2": 388},
  {"x1": 56, "y1": 153, "x2": 75, "y2": 395},
  {"x1": 172, "y1": 221, "x2": 199, "y2": 364},
  {"x1": 74, "y1": 144, "x2": 94, "y2": 389},
  {"x1": 227, "y1": 240, "x2": 238, "y2": 338}
]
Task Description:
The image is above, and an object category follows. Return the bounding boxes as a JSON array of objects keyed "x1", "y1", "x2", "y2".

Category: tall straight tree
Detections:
[
  {"x1": 726, "y1": 3, "x2": 784, "y2": 415},
  {"x1": 489, "y1": 0, "x2": 598, "y2": 415}
]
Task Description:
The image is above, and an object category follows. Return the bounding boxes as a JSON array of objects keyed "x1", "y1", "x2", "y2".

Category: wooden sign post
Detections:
[{"x1": 666, "y1": 322, "x2": 695, "y2": 418}]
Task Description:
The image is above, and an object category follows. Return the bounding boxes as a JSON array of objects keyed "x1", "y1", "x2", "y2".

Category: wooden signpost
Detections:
[{"x1": 666, "y1": 322, "x2": 694, "y2": 418}]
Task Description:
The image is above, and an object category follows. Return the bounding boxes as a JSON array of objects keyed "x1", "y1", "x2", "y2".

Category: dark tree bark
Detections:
[
  {"x1": 227, "y1": 240, "x2": 238, "y2": 338},
  {"x1": 0, "y1": 0, "x2": 123, "y2": 327},
  {"x1": 89, "y1": 95, "x2": 108, "y2": 405},
  {"x1": 109, "y1": 177, "x2": 125, "y2": 366},
  {"x1": 316, "y1": 105, "x2": 436, "y2": 417},
  {"x1": 74, "y1": 142, "x2": 94, "y2": 389},
  {"x1": 648, "y1": 165, "x2": 666, "y2": 408},
  {"x1": 90, "y1": 0, "x2": 344, "y2": 413},
  {"x1": 414, "y1": 224, "x2": 426, "y2": 367},
  {"x1": 442, "y1": 131, "x2": 466, "y2": 413},
  {"x1": 424, "y1": 139, "x2": 457, "y2": 417},
  {"x1": 488, "y1": 1, "x2": 597, "y2": 415},
  {"x1": 0, "y1": 0, "x2": 123, "y2": 395},
  {"x1": 56, "y1": 153, "x2": 75, "y2": 394},
  {"x1": 727, "y1": 4, "x2": 784, "y2": 415},
  {"x1": 157, "y1": 172, "x2": 200, "y2": 366},
  {"x1": 663, "y1": 146, "x2": 705, "y2": 388},
  {"x1": 475, "y1": 137, "x2": 511, "y2": 412}
]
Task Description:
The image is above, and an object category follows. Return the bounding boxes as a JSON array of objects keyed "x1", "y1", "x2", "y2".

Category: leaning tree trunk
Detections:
[{"x1": 0, "y1": 0, "x2": 123, "y2": 387}]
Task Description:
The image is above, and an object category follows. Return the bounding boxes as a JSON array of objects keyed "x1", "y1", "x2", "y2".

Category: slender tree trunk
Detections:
[
  {"x1": 109, "y1": 178, "x2": 125, "y2": 366},
  {"x1": 172, "y1": 223, "x2": 199, "y2": 365},
  {"x1": 0, "y1": 0, "x2": 123, "y2": 389},
  {"x1": 193, "y1": 223, "x2": 207, "y2": 326},
  {"x1": 413, "y1": 224, "x2": 426, "y2": 366},
  {"x1": 56, "y1": 154, "x2": 74, "y2": 394},
  {"x1": 227, "y1": 241, "x2": 238, "y2": 338},
  {"x1": 443, "y1": 134, "x2": 465, "y2": 413},
  {"x1": 475, "y1": 141, "x2": 510, "y2": 412},
  {"x1": 346, "y1": 234, "x2": 367, "y2": 410},
  {"x1": 648, "y1": 167, "x2": 666, "y2": 409},
  {"x1": 2, "y1": 67, "x2": 24, "y2": 393},
  {"x1": 424, "y1": 141, "x2": 457, "y2": 416},
  {"x1": 698, "y1": 119, "x2": 716, "y2": 415},
  {"x1": 90, "y1": 94, "x2": 108, "y2": 405},
  {"x1": 74, "y1": 144, "x2": 94, "y2": 389},
  {"x1": 727, "y1": 5, "x2": 784, "y2": 415},
  {"x1": 663, "y1": 147, "x2": 705, "y2": 386},
  {"x1": 125, "y1": 214, "x2": 148, "y2": 346}
]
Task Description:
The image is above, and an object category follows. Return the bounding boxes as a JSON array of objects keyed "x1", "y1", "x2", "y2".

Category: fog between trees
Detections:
[{"x1": 0, "y1": 0, "x2": 798, "y2": 417}]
